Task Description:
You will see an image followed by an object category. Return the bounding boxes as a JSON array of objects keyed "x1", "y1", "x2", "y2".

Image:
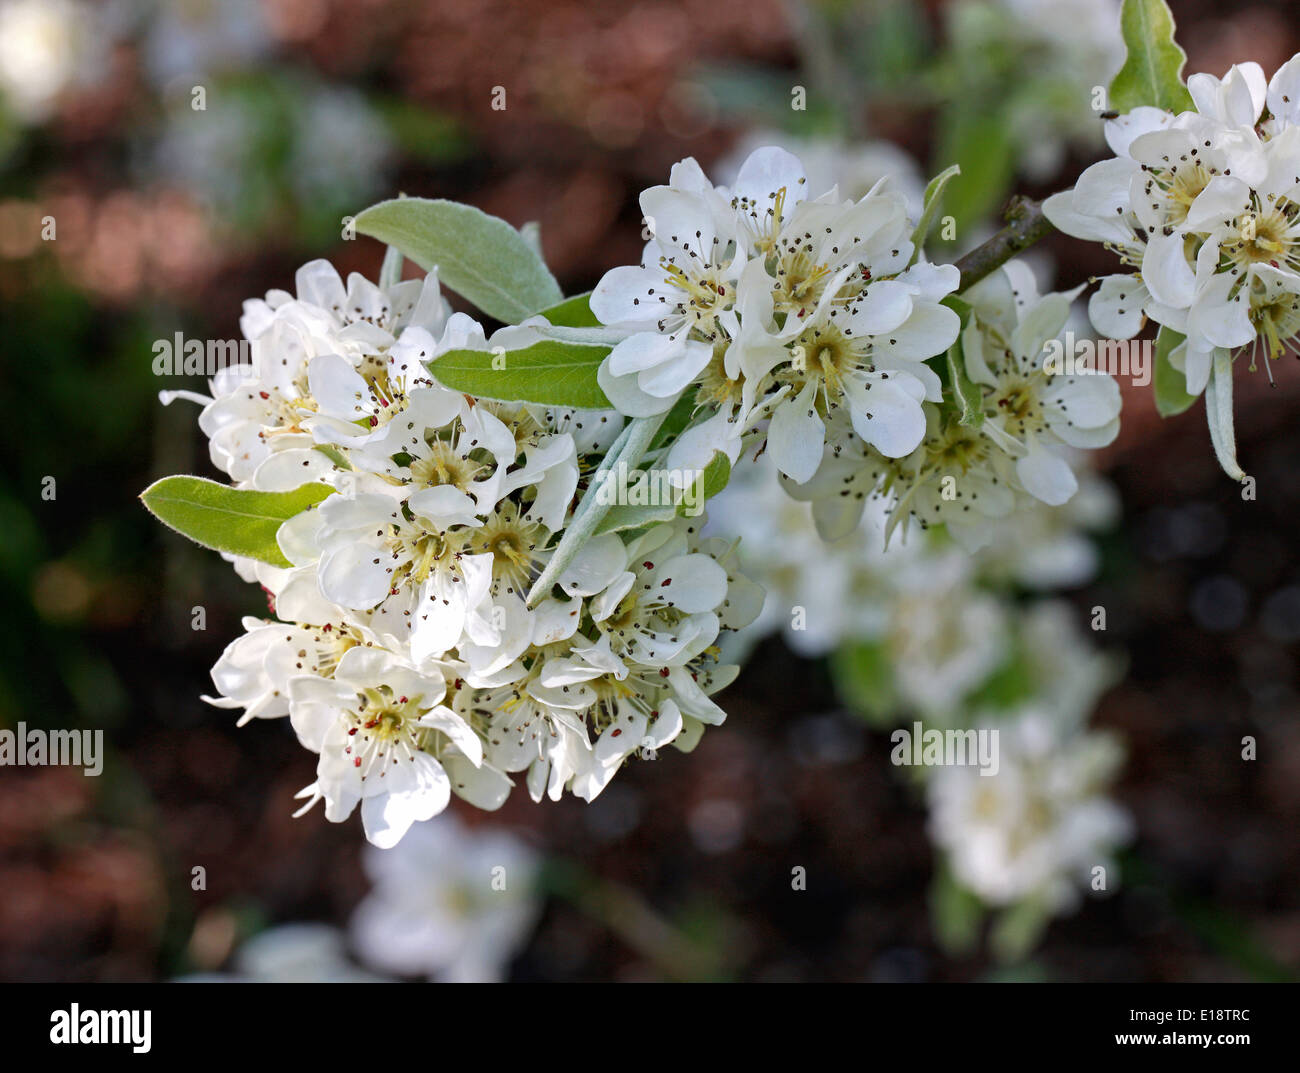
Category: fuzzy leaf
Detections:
[
  {"x1": 909, "y1": 164, "x2": 961, "y2": 265},
  {"x1": 830, "y1": 640, "x2": 897, "y2": 726},
  {"x1": 930, "y1": 864, "x2": 985, "y2": 957},
  {"x1": 353, "y1": 197, "x2": 562, "y2": 323},
  {"x1": 141, "y1": 477, "x2": 333, "y2": 567},
  {"x1": 538, "y1": 292, "x2": 603, "y2": 328},
  {"x1": 1109, "y1": 0, "x2": 1195, "y2": 114},
  {"x1": 430, "y1": 340, "x2": 612, "y2": 409}
]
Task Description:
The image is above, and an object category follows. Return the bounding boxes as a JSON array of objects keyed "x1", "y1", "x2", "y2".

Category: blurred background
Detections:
[{"x1": 2, "y1": 0, "x2": 1300, "y2": 982}]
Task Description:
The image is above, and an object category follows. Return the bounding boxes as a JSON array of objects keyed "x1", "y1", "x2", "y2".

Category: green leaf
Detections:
[
  {"x1": 932, "y1": 111, "x2": 1015, "y2": 238},
  {"x1": 909, "y1": 164, "x2": 961, "y2": 266},
  {"x1": 430, "y1": 340, "x2": 612, "y2": 409},
  {"x1": 538, "y1": 292, "x2": 603, "y2": 328},
  {"x1": 594, "y1": 452, "x2": 731, "y2": 535},
  {"x1": 930, "y1": 864, "x2": 985, "y2": 956},
  {"x1": 371, "y1": 98, "x2": 471, "y2": 165},
  {"x1": 694, "y1": 450, "x2": 732, "y2": 501},
  {"x1": 964, "y1": 649, "x2": 1037, "y2": 711},
  {"x1": 1153, "y1": 326, "x2": 1197, "y2": 417},
  {"x1": 946, "y1": 337, "x2": 985, "y2": 428},
  {"x1": 353, "y1": 197, "x2": 562, "y2": 323},
  {"x1": 1108, "y1": 0, "x2": 1195, "y2": 114},
  {"x1": 140, "y1": 477, "x2": 333, "y2": 568},
  {"x1": 830, "y1": 640, "x2": 897, "y2": 726}
]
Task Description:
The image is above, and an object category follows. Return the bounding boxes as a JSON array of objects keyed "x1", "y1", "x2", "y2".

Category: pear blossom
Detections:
[
  {"x1": 962, "y1": 265, "x2": 1121, "y2": 505},
  {"x1": 592, "y1": 146, "x2": 962, "y2": 490},
  {"x1": 202, "y1": 614, "x2": 369, "y2": 724},
  {"x1": 289, "y1": 646, "x2": 486, "y2": 848},
  {"x1": 591, "y1": 159, "x2": 744, "y2": 416},
  {"x1": 162, "y1": 259, "x2": 451, "y2": 486},
  {"x1": 1045, "y1": 53, "x2": 1300, "y2": 478},
  {"x1": 779, "y1": 262, "x2": 1119, "y2": 551}
]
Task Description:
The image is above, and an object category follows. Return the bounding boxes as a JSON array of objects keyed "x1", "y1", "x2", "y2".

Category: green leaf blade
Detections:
[
  {"x1": 909, "y1": 163, "x2": 961, "y2": 265},
  {"x1": 538, "y1": 292, "x2": 603, "y2": 328},
  {"x1": 141, "y1": 477, "x2": 333, "y2": 567},
  {"x1": 1109, "y1": 0, "x2": 1195, "y2": 114},
  {"x1": 353, "y1": 197, "x2": 563, "y2": 323},
  {"x1": 430, "y1": 340, "x2": 612, "y2": 409}
]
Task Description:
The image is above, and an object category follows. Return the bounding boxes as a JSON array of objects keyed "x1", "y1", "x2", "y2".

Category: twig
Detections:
[{"x1": 954, "y1": 195, "x2": 1056, "y2": 293}]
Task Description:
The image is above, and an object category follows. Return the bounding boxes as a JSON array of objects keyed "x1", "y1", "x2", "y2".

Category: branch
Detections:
[{"x1": 954, "y1": 196, "x2": 1055, "y2": 293}]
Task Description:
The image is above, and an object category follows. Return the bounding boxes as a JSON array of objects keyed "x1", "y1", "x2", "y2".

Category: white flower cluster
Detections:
[
  {"x1": 592, "y1": 146, "x2": 963, "y2": 487},
  {"x1": 781, "y1": 261, "x2": 1122, "y2": 551},
  {"x1": 174, "y1": 260, "x2": 761, "y2": 847},
  {"x1": 592, "y1": 151, "x2": 1121, "y2": 553},
  {"x1": 1046, "y1": 56, "x2": 1300, "y2": 431}
]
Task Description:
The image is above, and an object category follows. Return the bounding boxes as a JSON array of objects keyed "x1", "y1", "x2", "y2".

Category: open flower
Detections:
[{"x1": 289, "y1": 646, "x2": 484, "y2": 848}]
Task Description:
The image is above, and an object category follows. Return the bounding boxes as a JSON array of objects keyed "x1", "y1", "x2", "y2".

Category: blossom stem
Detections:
[
  {"x1": 954, "y1": 195, "x2": 1055, "y2": 294},
  {"x1": 525, "y1": 409, "x2": 669, "y2": 607}
]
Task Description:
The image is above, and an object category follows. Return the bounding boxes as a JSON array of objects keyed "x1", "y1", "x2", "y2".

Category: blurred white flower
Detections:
[
  {"x1": 709, "y1": 461, "x2": 1006, "y2": 717},
  {"x1": 928, "y1": 706, "x2": 1132, "y2": 910},
  {"x1": 140, "y1": 0, "x2": 271, "y2": 91},
  {"x1": 974, "y1": 467, "x2": 1119, "y2": 589},
  {"x1": 705, "y1": 456, "x2": 890, "y2": 657},
  {"x1": 0, "y1": 0, "x2": 108, "y2": 122},
  {"x1": 885, "y1": 552, "x2": 1009, "y2": 718},
  {"x1": 350, "y1": 815, "x2": 540, "y2": 982},
  {"x1": 949, "y1": 0, "x2": 1123, "y2": 180},
  {"x1": 292, "y1": 85, "x2": 395, "y2": 209}
]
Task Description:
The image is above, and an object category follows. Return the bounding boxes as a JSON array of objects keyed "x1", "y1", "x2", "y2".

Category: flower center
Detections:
[
  {"x1": 659, "y1": 260, "x2": 730, "y2": 342},
  {"x1": 1249, "y1": 283, "x2": 1300, "y2": 361},
  {"x1": 696, "y1": 343, "x2": 746, "y2": 408},
  {"x1": 410, "y1": 439, "x2": 485, "y2": 491},
  {"x1": 344, "y1": 687, "x2": 432, "y2": 778},
  {"x1": 1224, "y1": 203, "x2": 1299, "y2": 271},
  {"x1": 472, "y1": 502, "x2": 543, "y2": 593},
  {"x1": 1150, "y1": 161, "x2": 1213, "y2": 227}
]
